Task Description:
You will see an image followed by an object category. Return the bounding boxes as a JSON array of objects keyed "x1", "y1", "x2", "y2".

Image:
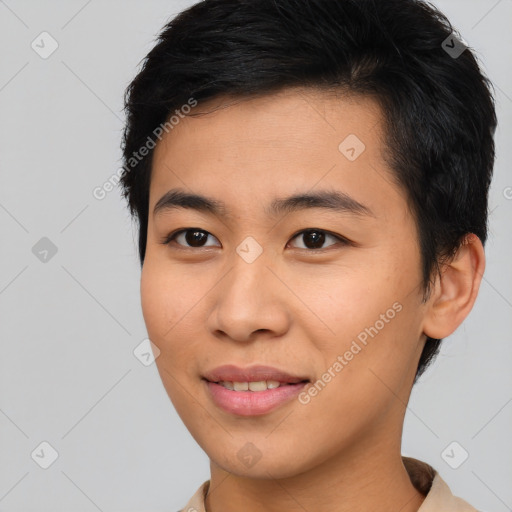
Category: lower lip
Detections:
[{"x1": 204, "y1": 380, "x2": 308, "y2": 416}]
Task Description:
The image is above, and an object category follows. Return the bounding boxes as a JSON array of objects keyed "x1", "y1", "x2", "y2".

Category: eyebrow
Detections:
[{"x1": 153, "y1": 188, "x2": 374, "y2": 219}]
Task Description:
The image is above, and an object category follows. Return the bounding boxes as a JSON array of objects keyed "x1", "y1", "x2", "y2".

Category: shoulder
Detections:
[
  {"x1": 403, "y1": 457, "x2": 479, "y2": 512},
  {"x1": 178, "y1": 480, "x2": 210, "y2": 512},
  {"x1": 419, "y1": 473, "x2": 479, "y2": 511}
]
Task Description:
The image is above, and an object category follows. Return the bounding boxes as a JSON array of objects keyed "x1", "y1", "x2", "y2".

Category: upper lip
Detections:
[{"x1": 203, "y1": 364, "x2": 310, "y2": 384}]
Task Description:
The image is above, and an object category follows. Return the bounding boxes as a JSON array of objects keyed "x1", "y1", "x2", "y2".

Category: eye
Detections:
[
  {"x1": 160, "y1": 228, "x2": 220, "y2": 248},
  {"x1": 288, "y1": 229, "x2": 348, "y2": 251},
  {"x1": 160, "y1": 227, "x2": 350, "y2": 251}
]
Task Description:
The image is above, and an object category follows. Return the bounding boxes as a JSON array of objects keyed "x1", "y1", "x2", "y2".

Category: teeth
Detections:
[
  {"x1": 219, "y1": 380, "x2": 284, "y2": 391},
  {"x1": 233, "y1": 381, "x2": 249, "y2": 391},
  {"x1": 248, "y1": 381, "x2": 267, "y2": 391}
]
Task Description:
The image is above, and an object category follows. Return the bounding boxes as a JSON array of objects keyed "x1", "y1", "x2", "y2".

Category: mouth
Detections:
[
  {"x1": 206, "y1": 380, "x2": 308, "y2": 391},
  {"x1": 202, "y1": 364, "x2": 311, "y2": 416},
  {"x1": 202, "y1": 364, "x2": 310, "y2": 388}
]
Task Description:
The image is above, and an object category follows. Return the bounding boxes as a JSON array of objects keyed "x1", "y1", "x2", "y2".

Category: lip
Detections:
[
  {"x1": 202, "y1": 364, "x2": 309, "y2": 384},
  {"x1": 202, "y1": 364, "x2": 310, "y2": 416}
]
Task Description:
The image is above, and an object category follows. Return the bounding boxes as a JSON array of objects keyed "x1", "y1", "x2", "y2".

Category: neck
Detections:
[{"x1": 205, "y1": 439, "x2": 426, "y2": 512}]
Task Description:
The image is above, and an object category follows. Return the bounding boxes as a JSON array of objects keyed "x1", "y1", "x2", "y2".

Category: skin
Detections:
[{"x1": 141, "y1": 88, "x2": 485, "y2": 512}]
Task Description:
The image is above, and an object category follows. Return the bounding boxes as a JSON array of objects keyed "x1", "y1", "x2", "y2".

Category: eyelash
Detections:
[{"x1": 159, "y1": 228, "x2": 351, "y2": 252}]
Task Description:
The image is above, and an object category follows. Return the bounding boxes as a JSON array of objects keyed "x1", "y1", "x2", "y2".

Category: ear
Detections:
[{"x1": 422, "y1": 234, "x2": 486, "y2": 340}]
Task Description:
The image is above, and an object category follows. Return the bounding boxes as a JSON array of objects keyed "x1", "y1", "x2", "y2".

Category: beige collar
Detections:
[{"x1": 180, "y1": 457, "x2": 477, "y2": 512}]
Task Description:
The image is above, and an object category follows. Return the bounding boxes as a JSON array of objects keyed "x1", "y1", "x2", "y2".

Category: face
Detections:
[{"x1": 142, "y1": 88, "x2": 428, "y2": 479}]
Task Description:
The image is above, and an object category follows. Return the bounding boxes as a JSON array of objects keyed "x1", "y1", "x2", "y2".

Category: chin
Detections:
[
  {"x1": 203, "y1": 437, "x2": 316, "y2": 480},
  {"x1": 215, "y1": 455, "x2": 305, "y2": 480}
]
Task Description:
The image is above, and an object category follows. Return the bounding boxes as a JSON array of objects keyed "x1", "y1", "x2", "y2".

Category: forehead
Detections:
[
  {"x1": 149, "y1": 88, "x2": 406, "y2": 219},
  {"x1": 153, "y1": 88, "x2": 383, "y2": 160}
]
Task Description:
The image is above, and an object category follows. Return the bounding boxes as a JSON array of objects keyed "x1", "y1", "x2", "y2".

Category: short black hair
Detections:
[{"x1": 119, "y1": 0, "x2": 497, "y2": 380}]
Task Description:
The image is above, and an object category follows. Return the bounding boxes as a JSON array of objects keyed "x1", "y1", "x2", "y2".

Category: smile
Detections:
[
  {"x1": 202, "y1": 364, "x2": 310, "y2": 416},
  {"x1": 216, "y1": 380, "x2": 288, "y2": 391}
]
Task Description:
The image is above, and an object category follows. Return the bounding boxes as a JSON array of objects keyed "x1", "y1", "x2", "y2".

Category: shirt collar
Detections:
[{"x1": 180, "y1": 457, "x2": 477, "y2": 512}]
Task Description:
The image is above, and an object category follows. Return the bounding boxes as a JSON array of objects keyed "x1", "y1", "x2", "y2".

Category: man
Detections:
[{"x1": 119, "y1": 0, "x2": 497, "y2": 510}]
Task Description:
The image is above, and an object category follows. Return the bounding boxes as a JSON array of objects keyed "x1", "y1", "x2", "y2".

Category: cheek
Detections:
[
  {"x1": 140, "y1": 265, "x2": 169, "y2": 337},
  {"x1": 140, "y1": 259, "x2": 211, "y2": 378},
  {"x1": 308, "y1": 262, "x2": 423, "y2": 396},
  {"x1": 140, "y1": 258, "x2": 196, "y2": 338},
  {"x1": 325, "y1": 298, "x2": 423, "y2": 418},
  {"x1": 140, "y1": 261, "x2": 202, "y2": 408},
  {"x1": 300, "y1": 264, "x2": 402, "y2": 349}
]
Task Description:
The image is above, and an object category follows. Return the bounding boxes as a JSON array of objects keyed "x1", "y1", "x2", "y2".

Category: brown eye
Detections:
[
  {"x1": 162, "y1": 229, "x2": 220, "y2": 248},
  {"x1": 289, "y1": 229, "x2": 347, "y2": 250},
  {"x1": 161, "y1": 227, "x2": 348, "y2": 251}
]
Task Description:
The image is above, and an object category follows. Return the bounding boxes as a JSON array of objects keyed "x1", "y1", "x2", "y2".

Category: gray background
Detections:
[{"x1": 0, "y1": 1, "x2": 511, "y2": 510}]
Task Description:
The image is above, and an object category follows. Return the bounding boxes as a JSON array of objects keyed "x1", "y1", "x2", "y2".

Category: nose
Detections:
[{"x1": 206, "y1": 252, "x2": 291, "y2": 343}]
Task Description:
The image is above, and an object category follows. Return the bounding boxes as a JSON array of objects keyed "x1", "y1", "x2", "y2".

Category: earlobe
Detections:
[{"x1": 422, "y1": 234, "x2": 486, "y2": 340}]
